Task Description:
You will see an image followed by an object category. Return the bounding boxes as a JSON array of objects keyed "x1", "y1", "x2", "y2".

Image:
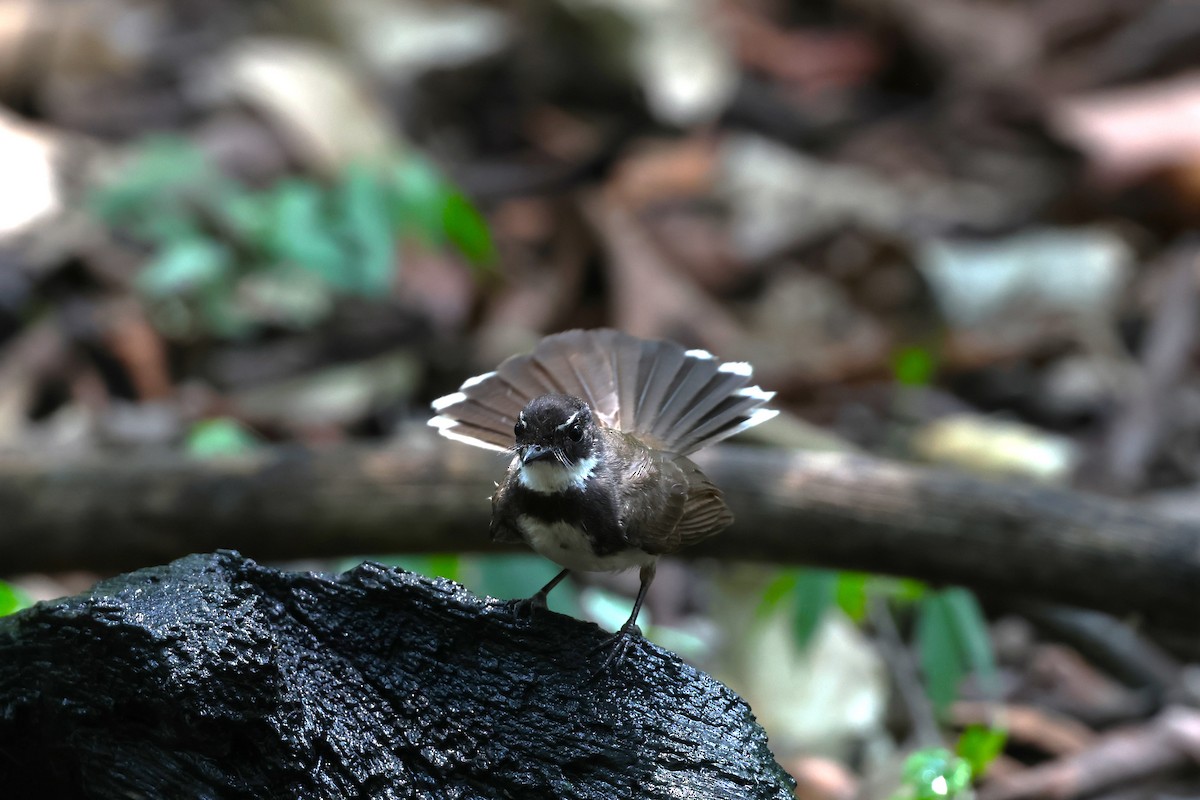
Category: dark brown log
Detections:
[
  {"x1": 0, "y1": 440, "x2": 1197, "y2": 631},
  {"x1": 0, "y1": 550, "x2": 795, "y2": 799},
  {"x1": 699, "y1": 448, "x2": 1200, "y2": 634}
]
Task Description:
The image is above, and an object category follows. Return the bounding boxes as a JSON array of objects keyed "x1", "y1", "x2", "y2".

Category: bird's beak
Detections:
[{"x1": 521, "y1": 445, "x2": 556, "y2": 464}]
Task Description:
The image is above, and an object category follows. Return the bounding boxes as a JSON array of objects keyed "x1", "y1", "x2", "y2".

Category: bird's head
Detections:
[{"x1": 513, "y1": 394, "x2": 599, "y2": 492}]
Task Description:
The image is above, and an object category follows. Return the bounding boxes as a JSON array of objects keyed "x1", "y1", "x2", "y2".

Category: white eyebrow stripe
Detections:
[{"x1": 555, "y1": 410, "x2": 580, "y2": 430}]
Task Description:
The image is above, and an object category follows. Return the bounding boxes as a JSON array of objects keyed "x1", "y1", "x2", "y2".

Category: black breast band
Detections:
[{"x1": 509, "y1": 484, "x2": 626, "y2": 556}]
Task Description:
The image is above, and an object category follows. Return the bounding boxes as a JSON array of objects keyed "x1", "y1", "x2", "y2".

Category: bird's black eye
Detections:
[
  {"x1": 568, "y1": 424, "x2": 584, "y2": 442},
  {"x1": 514, "y1": 419, "x2": 526, "y2": 437}
]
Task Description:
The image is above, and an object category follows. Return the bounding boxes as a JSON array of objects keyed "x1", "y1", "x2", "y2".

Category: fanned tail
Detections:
[{"x1": 429, "y1": 329, "x2": 776, "y2": 454}]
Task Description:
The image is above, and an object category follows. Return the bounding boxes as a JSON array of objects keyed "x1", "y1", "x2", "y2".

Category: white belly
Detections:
[{"x1": 517, "y1": 515, "x2": 655, "y2": 573}]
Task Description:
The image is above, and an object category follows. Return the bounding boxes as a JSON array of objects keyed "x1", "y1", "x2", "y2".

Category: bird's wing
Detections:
[
  {"x1": 607, "y1": 431, "x2": 730, "y2": 555},
  {"x1": 488, "y1": 465, "x2": 525, "y2": 544},
  {"x1": 663, "y1": 455, "x2": 734, "y2": 549}
]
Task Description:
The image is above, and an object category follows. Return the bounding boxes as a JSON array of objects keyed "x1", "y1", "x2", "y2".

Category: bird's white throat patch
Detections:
[{"x1": 517, "y1": 454, "x2": 598, "y2": 494}]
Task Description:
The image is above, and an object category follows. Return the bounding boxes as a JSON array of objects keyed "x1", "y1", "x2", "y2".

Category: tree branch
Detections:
[
  {"x1": 0, "y1": 550, "x2": 794, "y2": 798},
  {"x1": 0, "y1": 440, "x2": 1196, "y2": 631}
]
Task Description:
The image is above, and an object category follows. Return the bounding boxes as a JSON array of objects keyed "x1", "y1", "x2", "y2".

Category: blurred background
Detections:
[{"x1": 2, "y1": 0, "x2": 1200, "y2": 796}]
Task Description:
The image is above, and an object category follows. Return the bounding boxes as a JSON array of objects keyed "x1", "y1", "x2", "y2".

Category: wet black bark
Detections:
[{"x1": 0, "y1": 551, "x2": 793, "y2": 799}]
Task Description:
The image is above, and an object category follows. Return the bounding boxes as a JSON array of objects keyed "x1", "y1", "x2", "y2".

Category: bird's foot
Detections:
[
  {"x1": 588, "y1": 622, "x2": 643, "y2": 677},
  {"x1": 506, "y1": 591, "x2": 548, "y2": 623}
]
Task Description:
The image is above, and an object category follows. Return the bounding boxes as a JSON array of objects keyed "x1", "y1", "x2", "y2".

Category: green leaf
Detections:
[
  {"x1": 338, "y1": 164, "x2": 397, "y2": 295},
  {"x1": 866, "y1": 576, "x2": 929, "y2": 605},
  {"x1": 756, "y1": 569, "x2": 800, "y2": 620},
  {"x1": 389, "y1": 158, "x2": 447, "y2": 239},
  {"x1": 0, "y1": 580, "x2": 31, "y2": 617},
  {"x1": 268, "y1": 180, "x2": 348, "y2": 285},
  {"x1": 385, "y1": 554, "x2": 462, "y2": 583},
  {"x1": 186, "y1": 418, "x2": 260, "y2": 458},
  {"x1": 442, "y1": 190, "x2": 496, "y2": 268},
  {"x1": 221, "y1": 192, "x2": 275, "y2": 247},
  {"x1": 942, "y1": 588, "x2": 1000, "y2": 699},
  {"x1": 917, "y1": 591, "x2": 966, "y2": 713},
  {"x1": 197, "y1": 281, "x2": 254, "y2": 338},
  {"x1": 90, "y1": 136, "x2": 211, "y2": 226},
  {"x1": 97, "y1": 139, "x2": 493, "y2": 340},
  {"x1": 834, "y1": 571, "x2": 870, "y2": 622},
  {"x1": 137, "y1": 239, "x2": 231, "y2": 297},
  {"x1": 900, "y1": 748, "x2": 973, "y2": 800},
  {"x1": 917, "y1": 588, "x2": 998, "y2": 713},
  {"x1": 892, "y1": 578, "x2": 930, "y2": 603},
  {"x1": 892, "y1": 345, "x2": 937, "y2": 387},
  {"x1": 792, "y1": 569, "x2": 837, "y2": 650},
  {"x1": 425, "y1": 554, "x2": 462, "y2": 583},
  {"x1": 956, "y1": 725, "x2": 1007, "y2": 779},
  {"x1": 137, "y1": 210, "x2": 203, "y2": 244}
]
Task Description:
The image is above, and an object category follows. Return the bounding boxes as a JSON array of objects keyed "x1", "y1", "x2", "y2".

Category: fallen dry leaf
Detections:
[
  {"x1": 203, "y1": 37, "x2": 394, "y2": 173},
  {"x1": 608, "y1": 136, "x2": 718, "y2": 209},
  {"x1": 720, "y1": 3, "x2": 882, "y2": 93},
  {"x1": 1054, "y1": 73, "x2": 1200, "y2": 185},
  {"x1": 584, "y1": 189, "x2": 743, "y2": 351},
  {"x1": 103, "y1": 300, "x2": 173, "y2": 401},
  {"x1": 785, "y1": 755, "x2": 858, "y2": 800},
  {"x1": 0, "y1": 110, "x2": 61, "y2": 241}
]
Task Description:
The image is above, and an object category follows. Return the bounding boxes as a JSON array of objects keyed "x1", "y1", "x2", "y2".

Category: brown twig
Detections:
[
  {"x1": 868, "y1": 596, "x2": 942, "y2": 748},
  {"x1": 1101, "y1": 246, "x2": 1200, "y2": 490},
  {"x1": 978, "y1": 706, "x2": 1200, "y2": 800},
  {"x1": 952, "y1": 702, "x2": 1096, "y2": 758}
]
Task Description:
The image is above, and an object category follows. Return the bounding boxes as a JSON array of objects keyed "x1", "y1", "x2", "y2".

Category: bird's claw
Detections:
[
  {"x1": 506, "y1": 592, "x2": 548, "y2": 622},
  {"x1": 588, "y1": 623, "x2": 643, "y2": 677}
]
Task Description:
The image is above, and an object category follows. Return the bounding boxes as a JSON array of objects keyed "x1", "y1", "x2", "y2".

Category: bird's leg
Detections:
[
  {"x1": 508, "y1": 568, "x2": 570, "y2": 621},
  {"x1": 591, "y1": 562, "x2": 655, "y2": 674}
]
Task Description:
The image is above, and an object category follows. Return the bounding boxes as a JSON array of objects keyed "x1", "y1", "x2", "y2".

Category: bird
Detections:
[{"x1": 428, "y1": 329, "x2": 777, "y2": 668}]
